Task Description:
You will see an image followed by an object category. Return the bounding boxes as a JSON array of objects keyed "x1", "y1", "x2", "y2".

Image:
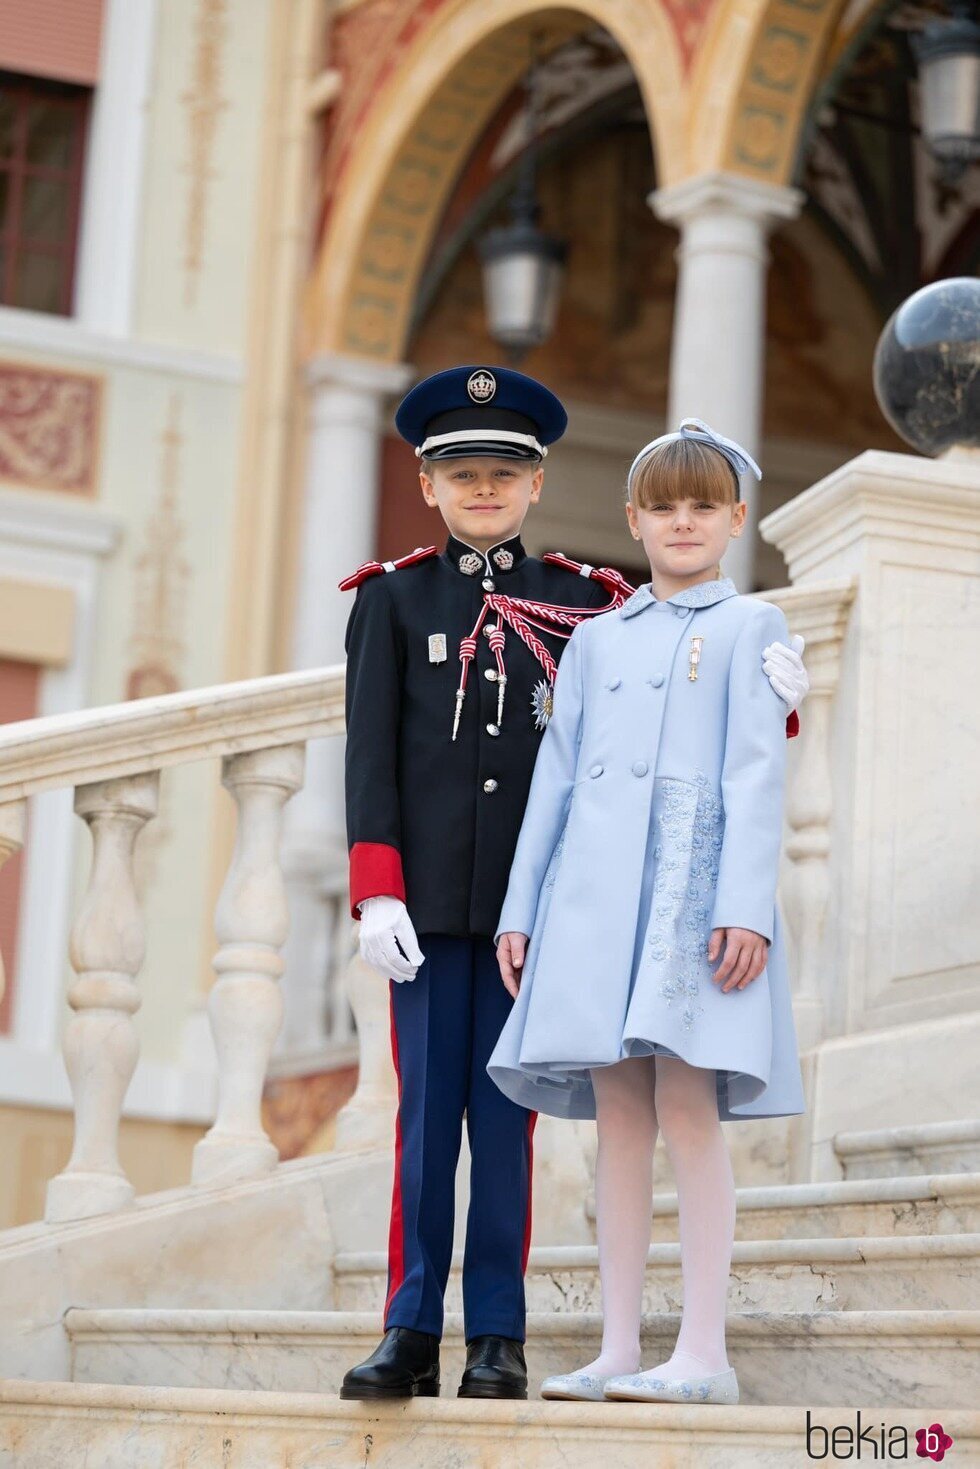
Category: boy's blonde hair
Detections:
[{"x1": 628, "y1": 437, "x2": 738, "y2": 509}]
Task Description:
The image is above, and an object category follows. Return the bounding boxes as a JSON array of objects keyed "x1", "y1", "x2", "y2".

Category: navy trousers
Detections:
[{"x1": 383, "y1": 934, "x2": 536, "y2": 1342}]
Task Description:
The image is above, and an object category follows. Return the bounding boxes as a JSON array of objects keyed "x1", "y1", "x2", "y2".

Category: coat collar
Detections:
[
  {"x1": 444, "y1": 532, "x2": 527, "y2": 577},
  {"x1": 620, "y1": 576, "x2": 738, "y2": 618}
]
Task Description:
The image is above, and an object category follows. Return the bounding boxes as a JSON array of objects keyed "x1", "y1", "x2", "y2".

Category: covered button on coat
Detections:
[{"x1": 488, "y1": 577, "x2": 805, "y2": 1123}]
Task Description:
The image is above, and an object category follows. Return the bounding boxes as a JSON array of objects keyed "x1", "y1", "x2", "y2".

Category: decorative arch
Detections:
[
  {"x1": 308, "y1": 0, "x2": 686, "y2": 361},
  {"x1": 688, "y1": 0, "x2": 858, "y2": 182}
]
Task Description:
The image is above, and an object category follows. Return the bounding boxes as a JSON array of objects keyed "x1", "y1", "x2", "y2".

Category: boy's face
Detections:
[
  {"x1": 625, "y1": 494, "x2": 747, "y2": 583},
  {"x1": 420, "y1": 457, "x2": 543, "y2": 553}
]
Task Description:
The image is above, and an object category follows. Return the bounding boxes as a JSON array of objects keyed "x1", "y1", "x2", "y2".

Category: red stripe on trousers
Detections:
[
  {"x1": 383, "y1": 989, "x2": 406, "y2": 1322},
  {"x1": 521, "y1": 1110, "x2": 538, "y2": 1274}
]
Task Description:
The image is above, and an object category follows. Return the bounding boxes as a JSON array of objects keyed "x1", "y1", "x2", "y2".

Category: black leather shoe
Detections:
[
  {"x1": 339, "y1": 1327, "x2": 440, "y2": 1400},
  {"x1": 457, "y1": 1335, "x2": 528, "y2": 1399}
]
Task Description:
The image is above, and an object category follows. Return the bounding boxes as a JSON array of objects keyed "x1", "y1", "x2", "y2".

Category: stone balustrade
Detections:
[{"x1": 0, "y1": 667, "x2": 346, "y2": 1223}]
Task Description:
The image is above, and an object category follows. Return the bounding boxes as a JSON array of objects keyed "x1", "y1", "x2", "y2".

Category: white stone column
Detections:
[
  {"x1": 278, "y1": 353, "x2": 413, "y2": 1057},
  {"x1": 650, "y1": 172, "x2": 803, "y2": 590},
  {"x1": 74, "y1": 0, "x2": 159, "y2": 333}
]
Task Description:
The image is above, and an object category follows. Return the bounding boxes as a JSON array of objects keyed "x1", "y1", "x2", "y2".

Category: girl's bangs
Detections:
[{"x1": 630, "y1": 438, "x2": 737, "y2": 508}]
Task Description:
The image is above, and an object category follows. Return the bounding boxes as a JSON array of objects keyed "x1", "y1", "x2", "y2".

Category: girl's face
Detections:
[
  {"x1": 625, "y1": 491, "x2": 746, "y2": 584},
  {"x1": 420, "y1": 457, "x2": 543, "y2": 552}
]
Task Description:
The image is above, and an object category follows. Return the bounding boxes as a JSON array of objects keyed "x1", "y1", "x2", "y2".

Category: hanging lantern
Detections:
[
  {"x1": 478, "y1": 209, "x2": 567, "y2": 356},
  {"x1": 478, "y1": 43, "x2": 568, "y2": 357},
  {"x1": 913, "y1": 0, "x2": 980, "y2": 179}
]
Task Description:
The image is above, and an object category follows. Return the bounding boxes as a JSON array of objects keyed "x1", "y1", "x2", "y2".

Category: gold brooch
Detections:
[{"x1": 688, "y1": 636, "x2": 703, "y2": 681}]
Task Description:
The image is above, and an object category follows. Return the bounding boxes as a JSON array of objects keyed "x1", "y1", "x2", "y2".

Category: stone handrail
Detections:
[
  {"x1": 0, "y1": 665, "x2": 347, "y2": 799},
  {"x1": 0, "y1": 666, "x2": 347, "y2": 1224}
]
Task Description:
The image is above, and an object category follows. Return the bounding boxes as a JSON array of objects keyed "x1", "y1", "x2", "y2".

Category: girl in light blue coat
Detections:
[{"x1": 489, "y1": 419, "x2": 805, "y2": 1406}]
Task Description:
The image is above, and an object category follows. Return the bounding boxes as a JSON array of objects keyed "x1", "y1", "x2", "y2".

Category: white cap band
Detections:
[{"x1": 416, "y1": 428, "x2": 547, "y2": 458}]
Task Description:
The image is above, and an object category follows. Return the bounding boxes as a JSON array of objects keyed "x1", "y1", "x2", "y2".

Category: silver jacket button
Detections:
[
  {"x1": 484, "y1": 668, "x2": 498, "y2": 681},
  {"x1": 482, "y1": 577, "x2": 495, "y2": 591},
  {"x1": 589, "y1": 764, "x2": 603, "y2": 778},
  {"x1": 632, "y1": 760, "x2": 649, "y2": 777},
  {"x1": 483, "y1": 778, "x2": 498, "y2": 794},
  {"x1": 486, "y1": 723, "x2": 500, "y2": 737}
]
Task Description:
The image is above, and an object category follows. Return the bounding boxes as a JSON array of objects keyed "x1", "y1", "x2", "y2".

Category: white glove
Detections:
[
  {"x1": 357, "y1": 896, "x2": 424, "y2": 982},
  {"x1": 762, "y1": 634, "x2": 808, "y2": 712}
]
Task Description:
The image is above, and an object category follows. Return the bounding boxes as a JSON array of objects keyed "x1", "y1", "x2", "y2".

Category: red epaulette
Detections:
[
  {"x1": 338, "y1": 545, "x2": 438, "y2": 592},
  {"x1": 543, "y1": 552, "x2": 637, "y2": 602}
]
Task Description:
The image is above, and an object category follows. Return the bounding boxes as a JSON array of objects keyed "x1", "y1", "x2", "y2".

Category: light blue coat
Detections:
[{"x1": 488, "y1": 577, "x2": 806, "y2": 1122}]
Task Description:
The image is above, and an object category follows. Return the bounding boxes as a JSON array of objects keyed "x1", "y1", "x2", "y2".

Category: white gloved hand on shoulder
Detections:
[
  {"x1": 357, "y1": 895, "x2": 425, "y2": 982},
  {"x1": 762, "y1": 634, "x2": 808, "y2": 712}
]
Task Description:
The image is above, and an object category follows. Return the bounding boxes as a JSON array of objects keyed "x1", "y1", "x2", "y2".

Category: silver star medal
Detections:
[{"x1": 531, "y1": 679, "x2": 554, "y2": 730}]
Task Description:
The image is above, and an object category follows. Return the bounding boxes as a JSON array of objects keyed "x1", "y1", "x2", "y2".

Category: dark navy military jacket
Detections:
[{"x1": 343, "y1": 532, "x2": 613, "y2": 938}]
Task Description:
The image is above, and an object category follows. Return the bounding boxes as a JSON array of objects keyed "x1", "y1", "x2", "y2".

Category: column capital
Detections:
[
  {"x1": 649, "y1": 170, "x2": 804, "y2": 228},
  {"x1": 304, "y1": 350, "x2": 414, "y2": 399}
]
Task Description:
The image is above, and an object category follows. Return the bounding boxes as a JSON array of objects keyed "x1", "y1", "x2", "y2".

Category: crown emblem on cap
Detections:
[{"x1": 467, "y1": 370, "x2": 496, "y2": 403}]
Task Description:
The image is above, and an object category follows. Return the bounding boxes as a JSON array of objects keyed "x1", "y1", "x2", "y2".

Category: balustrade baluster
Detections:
[
  {"x1": 0, "y1": 800, "x2": 26, "y2": 1009},
  {"x1": 45, "y1": 773, "x2": 159, "y2": 1224},
  {"x1": 192, "y1": 744, "x2": 305, "y2": 1186}
]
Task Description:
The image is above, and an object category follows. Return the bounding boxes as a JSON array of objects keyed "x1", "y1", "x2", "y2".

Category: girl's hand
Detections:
[
  {"x1": 497, "y1": 932, "x2": 528, "y2": 998},
  {"x1": 708, "y1": 927, "x2": 768, "y2": 991}
]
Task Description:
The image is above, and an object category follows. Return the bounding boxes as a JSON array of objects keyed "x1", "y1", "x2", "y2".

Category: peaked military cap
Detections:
[{"x1": 395, "y1": 364, "x2": 568, "y2": 463}]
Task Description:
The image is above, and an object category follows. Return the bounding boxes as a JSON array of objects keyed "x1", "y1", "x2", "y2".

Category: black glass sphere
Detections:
[{"x1": 873, "y1": 277, "x2": 980, "y2": 455}]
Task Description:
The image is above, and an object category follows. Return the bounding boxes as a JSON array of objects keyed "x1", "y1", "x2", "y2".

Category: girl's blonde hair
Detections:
[{"x1": 628, "y1": 437, "x2": 738, "y2": 509}]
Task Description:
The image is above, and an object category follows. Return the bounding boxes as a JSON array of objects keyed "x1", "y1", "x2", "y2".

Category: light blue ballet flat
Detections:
[
  {"x1": 540, "y1": 1369, "x2": 616, "y2": 1402},
  {"x1": 604, "y1": 1366, "x2": 739, "y2": 1404}
]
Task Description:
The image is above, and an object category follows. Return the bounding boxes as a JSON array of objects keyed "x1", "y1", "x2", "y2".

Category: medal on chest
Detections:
[
  {"x1": 428, "y1": 633, "x2": 447, "y2": 664},
  {"x1": 531, "y1": 679, "x2": 554, "y2": 729}
]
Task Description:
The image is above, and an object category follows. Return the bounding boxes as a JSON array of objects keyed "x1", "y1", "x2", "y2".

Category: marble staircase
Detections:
[
  {"x1": 54, "y1": 1169, "x2": 980, "y2": 1412},
  {"x1": 833, "y1": 1120, "x2": 980, "y2": 1179},
  {"x1": 7, "y1": 1172, "x2": 980, "y2": 1464},
  {"x1": 65, "y1": 1304, "x2": 980, "y2": 1408},
  {"x1": 5, "y1": 1382, "x2": 977, "y2": 1469}
]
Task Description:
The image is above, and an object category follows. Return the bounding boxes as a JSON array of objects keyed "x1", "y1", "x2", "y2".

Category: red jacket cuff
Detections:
[
  {"x1": 786, "y1": 709, "x2": 800, "y2": 739},
  {"x1": 349, "y1": 842, "x2": 406, "y2": 918}
]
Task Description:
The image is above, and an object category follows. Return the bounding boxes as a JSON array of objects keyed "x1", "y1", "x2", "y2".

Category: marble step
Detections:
[
  {"x1": 65, "y1": 1306, "x2": 980, "y2": 1409},
  {"x1": 585, "y1": 1171, "x2": 980, "y2": 1241},
  {"x1": 334, "y1": 1233, "x2": 980, "y2": 1314},
  {"x1": 834, "y1": 1120, "x2": 980, "y2": 1179},
  {"x1": 6, "y1": 1380, "x2": 979, "y2": 1469}
]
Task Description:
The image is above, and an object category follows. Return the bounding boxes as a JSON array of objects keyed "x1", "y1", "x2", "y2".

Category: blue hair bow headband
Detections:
[{"x1": 627, "y1": 417, "x2": 762, "y2": 499}]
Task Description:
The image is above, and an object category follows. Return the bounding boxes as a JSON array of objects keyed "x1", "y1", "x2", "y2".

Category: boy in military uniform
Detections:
[{"x1": 338, "y1": 366, "x2": 808, "y2": 1401}]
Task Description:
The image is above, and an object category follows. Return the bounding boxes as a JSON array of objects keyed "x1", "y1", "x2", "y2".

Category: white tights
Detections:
[{"x1": 577, "y1": 1053, "x2": 735, "y2": 1380}]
